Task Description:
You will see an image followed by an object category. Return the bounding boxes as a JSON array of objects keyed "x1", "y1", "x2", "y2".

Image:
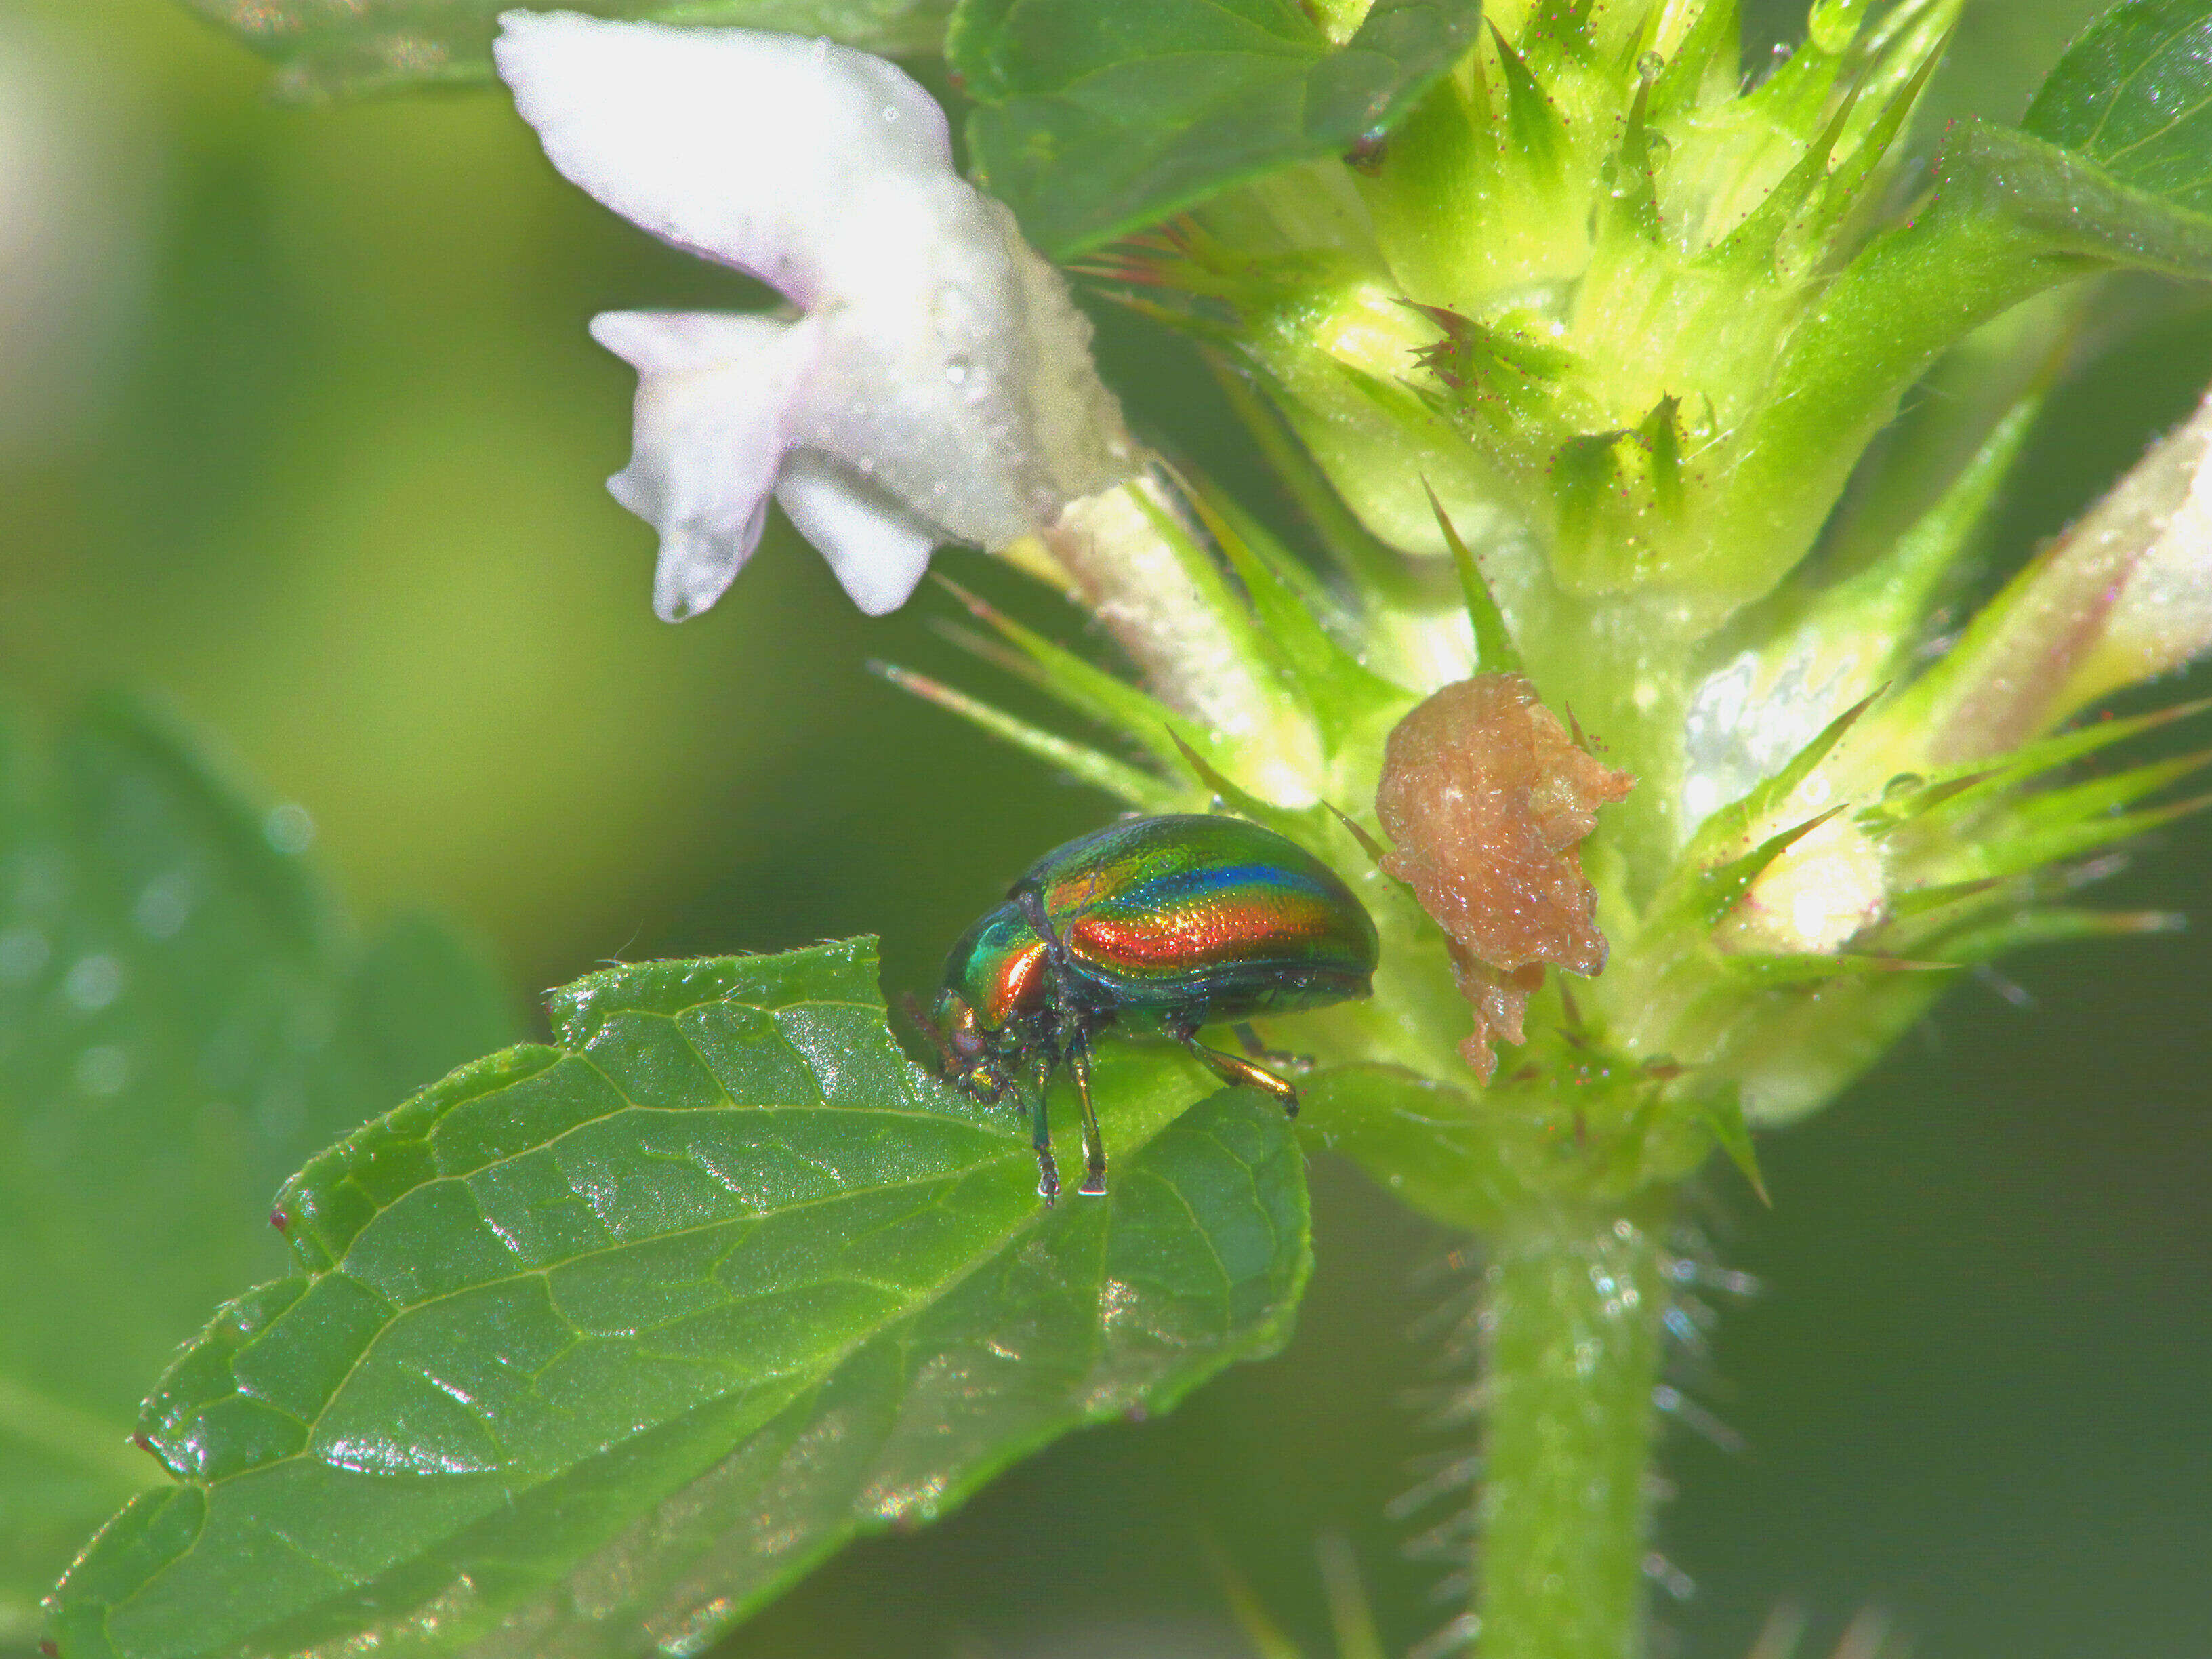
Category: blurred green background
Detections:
[{"x1": 1, "y1": 0, "x2": 2207, "y2": 1653}]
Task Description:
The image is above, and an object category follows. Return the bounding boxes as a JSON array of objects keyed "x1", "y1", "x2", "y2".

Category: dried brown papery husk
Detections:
[{"x1": 1376, "y1": 673, "x2": 1633, "y2": 1080}]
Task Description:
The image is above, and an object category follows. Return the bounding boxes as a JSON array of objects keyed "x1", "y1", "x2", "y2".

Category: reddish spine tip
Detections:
[{"x1": 269, "y1": 1208, "x2": 288, "y2": 1232}]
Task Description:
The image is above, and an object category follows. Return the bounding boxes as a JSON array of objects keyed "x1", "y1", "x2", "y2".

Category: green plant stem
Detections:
[{"x1": 1475, "y1": 1189, "x2": 1674, "y2": 1659}]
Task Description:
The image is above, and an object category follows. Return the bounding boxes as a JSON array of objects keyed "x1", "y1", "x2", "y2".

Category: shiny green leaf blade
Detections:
[
  {"x1": 2024, "y1": 0, "x2": 2212, "y2": 213},
  {"x1": 951, "y1": 0, "x2": 1484, "y2": 258},
  {"x1": 0, "y1": 700, "x2": 515, "y2": 1645},
  {"x1": 51, "y1": 941, "x2": 1310, "y2": 1659},
  {"x1": 1743, "y1": 1, "x2": 2212, "y2": 556},
  {"x1": 1883, "y1": 0, "x2": 2212, "y2": 291},
  {"x1": 180, "y1": 0, "x2": 954, "y2": 101}
]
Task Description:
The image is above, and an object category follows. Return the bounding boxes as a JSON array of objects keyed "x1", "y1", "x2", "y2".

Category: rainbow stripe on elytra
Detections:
[
  {"x1": 1058, "y1": 862, "x2": 1360, "y2": 984},
  {"x1": 941, "y1": 816, "x2": 1377, "y2": 1029},
  {"x1": 927, "y1": 815, "x2": 1379, "y2": 1202}
]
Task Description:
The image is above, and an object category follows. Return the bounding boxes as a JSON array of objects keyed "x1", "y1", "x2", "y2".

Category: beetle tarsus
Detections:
[
  {"x1": 1232, "y1": 1020, "x2": 1314, "y2": 1073},
  {"x1": 1033, "y1": 1141, "x2": 1061, "y2": 1206}
]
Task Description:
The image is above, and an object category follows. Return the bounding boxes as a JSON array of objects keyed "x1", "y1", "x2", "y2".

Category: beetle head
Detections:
[{"x1": 929, "y1": 989, "x2": 1013, "y2": 1101}]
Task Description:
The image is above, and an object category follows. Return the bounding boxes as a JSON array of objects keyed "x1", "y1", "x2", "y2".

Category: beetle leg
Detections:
[
  {"x1": 1231, "y1": 1021, "x2": 1313, "y2": 1071},
  {"x1": 1068, "y1": 1033, "x2": 1108, "y2": 1196},
  {"x1": 1176, "y1": 1026, "x2": 1300, "y2": 1118},
  {"x1": 1029, "y1": 1051, "x2": 1061, "y2": 1205}
]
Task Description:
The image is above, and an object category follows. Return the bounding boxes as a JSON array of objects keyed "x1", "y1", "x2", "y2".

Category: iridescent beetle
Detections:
[{"x1": 925, "y1": 814, "x2": 1379, "y2": 1201}]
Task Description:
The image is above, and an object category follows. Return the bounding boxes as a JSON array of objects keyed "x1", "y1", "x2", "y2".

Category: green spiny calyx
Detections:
[{"x1": 881, "y1": 4, "x2": 2212, "y2": 1654}]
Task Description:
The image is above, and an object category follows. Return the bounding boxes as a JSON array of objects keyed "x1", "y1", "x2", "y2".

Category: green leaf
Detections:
[
  {"x1": 0, "y1": 699, "x2": 515, "y2": 1645},
  {"x1": 1811, "y1": 0, "x2": 2212, "y2": 352},
  {"x1": 1940, "y1": 119, "x2": 2212, "y2": 279},
  {"x1": 181, "y1": 0, "x2": 954, "y2": 101},
  {"x1": 1725, "y1": 0, "x2": 2212, "y2": 598},
  {"x1": 52, "y1": 941, "x2": 1310, "y2": 1659},
  {"x1": 951, "y1": 0, "x2": 1485, "y2": 258},
  {"x1": 2022, "y1": 0, "x2": 2212, "y2": 213}
]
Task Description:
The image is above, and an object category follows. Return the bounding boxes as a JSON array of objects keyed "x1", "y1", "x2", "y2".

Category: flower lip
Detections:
[
  {"x1": 494, "y1": 10, "x2": 1135, "y2": 621},
  {"x1": 495, "y1": 12, "x2": 954, "y2": 310}
]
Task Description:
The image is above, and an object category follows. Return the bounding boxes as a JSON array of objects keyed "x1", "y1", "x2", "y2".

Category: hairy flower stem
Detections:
[
  {"x1": 1475, "y1": 1189, "x2": 1674, "y2": 1659},
  {"x1": 1038, "y1": 474, "x2": 1324, "y2": 802},
  {"x1": 1040, "y1": 480, "x2": 1265, "y2": 719}
]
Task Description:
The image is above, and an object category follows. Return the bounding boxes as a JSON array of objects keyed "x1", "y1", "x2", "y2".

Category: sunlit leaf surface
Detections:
[
  {"x1": 1799, "y1": 0, "x2": 2212, "y2": 487},
  {"x1": 180, "y1": 0, "x2": 953, "y2": 100},
  {"x1": 50, "y1": 941, "x2": 1310, "y2": 1659},
  {"x1": 950, "y1": 0, "x2": 1484, "y2": 257},
  {"x1": 1927, "y1": 0, "x2": 2212, "y2": 283},
  {"x1": 0, "y1": 700, "x2": 515, "y2": 1643},
  {"x1": 2024, "y1": 0, "x2": 2212, "y2": 213}
]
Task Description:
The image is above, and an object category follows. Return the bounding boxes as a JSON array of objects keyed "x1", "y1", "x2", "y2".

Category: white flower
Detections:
[{"x1": 493, "y1": 10, "x2": 1134, "y2": 620}]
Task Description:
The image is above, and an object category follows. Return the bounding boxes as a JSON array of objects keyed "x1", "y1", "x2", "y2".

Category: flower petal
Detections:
[
  {"x1": 502, "y1": 9, "x2": 1139, "y2": 621},
  {"x1": 773, "y1": 455, "x2": 937, "y2": 616},
  {"x1": 590, "y1": 310, "x2": 815, "y2": 622},
  {"x1": 791, "y1": 197, "x2": 1136, "y2": 553},
  {"x1": 493, "y1": 10, "x2": 951, "y2": 307}
]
